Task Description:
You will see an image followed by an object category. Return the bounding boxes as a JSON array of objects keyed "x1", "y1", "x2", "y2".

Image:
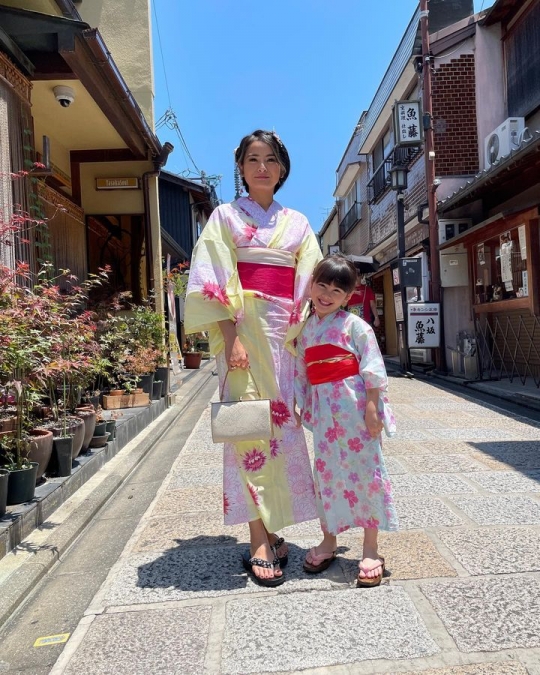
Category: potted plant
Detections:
[
  {"x1": 183, "y1": 335, "x2": 203, "y2": 369},
  {"x1": 0, "y1": 468, "x2": 8, "y2": 517}
]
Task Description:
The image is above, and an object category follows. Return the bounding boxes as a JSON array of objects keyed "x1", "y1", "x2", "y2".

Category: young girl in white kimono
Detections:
[{"x1": 295, "y1": 254, "x2": 398, "y2": 587}]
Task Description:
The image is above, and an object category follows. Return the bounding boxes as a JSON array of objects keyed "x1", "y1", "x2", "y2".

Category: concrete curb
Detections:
[{"x1": 0, "y1": 363, "x2": 216, "y2": 630}]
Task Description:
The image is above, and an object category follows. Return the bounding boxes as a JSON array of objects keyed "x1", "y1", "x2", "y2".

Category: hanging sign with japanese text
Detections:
[
  {"x1": 407, "y1": 303, "x2": 440, "y2": 348},
  {"x1": 394, "y1": 100, "x2": 423, "y2": 146}
]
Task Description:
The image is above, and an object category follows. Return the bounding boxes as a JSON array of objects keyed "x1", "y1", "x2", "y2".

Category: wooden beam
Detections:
[{"x1": 70, "y1": 149, "x2": 139, "y2": 163}]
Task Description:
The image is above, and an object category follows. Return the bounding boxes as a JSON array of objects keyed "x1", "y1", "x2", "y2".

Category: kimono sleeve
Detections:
[
  {"x1": 351, "y1": 317, "x2": 388, "y2": 390},
  {"x1": 284, "y1": 224, "x2": 322, "y2": 355},
  {"x1": 294, "y1": 331, "x2": 314, "y2": 430},
  {"x1": 183, "y1": 206, "x2": 243, "y2": 355}
]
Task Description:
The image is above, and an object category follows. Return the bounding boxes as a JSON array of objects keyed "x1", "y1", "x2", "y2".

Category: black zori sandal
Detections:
[
  {"x1": 272, "y1": 536, "x2": 289, "y2": 568},
  {"x1": 242, "y1": 547, "x2": 285, "y2": 587}
]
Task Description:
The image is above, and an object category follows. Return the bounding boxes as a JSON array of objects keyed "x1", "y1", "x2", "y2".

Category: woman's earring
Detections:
[{"x1": 234, "y1": 163, "x2": 244, "y2": 199}]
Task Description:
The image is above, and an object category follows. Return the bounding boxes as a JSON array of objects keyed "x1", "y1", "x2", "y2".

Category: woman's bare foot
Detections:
[
  {"x1": 358, "y1": 556, "x2": 384, "y2": 580},
  {"x1": 249, "y1": 541, "x2": 282, "y2": 580},
  {"x1": 305, "y1": 533, "x2": 337, "y2": 566}
]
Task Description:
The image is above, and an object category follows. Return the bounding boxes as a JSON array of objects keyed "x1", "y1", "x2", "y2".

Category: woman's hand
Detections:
[
  {"x1": 225, "y1": 336, "x2": 250, "y2": 370},
  {"x1": 294, "y1": 409, "x2": 302, "y2": 427},
  {"x1": 364, "y1": 400, "x2": 383, "y2": 438}
]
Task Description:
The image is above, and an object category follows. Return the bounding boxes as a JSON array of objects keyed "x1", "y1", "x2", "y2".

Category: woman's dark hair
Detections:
[
  {"x1": 235, "y1": 129, "x2": 290, "y2": 194},
  {"x1": 312, "y1": 254, "x2": 358, "y2": 294}
]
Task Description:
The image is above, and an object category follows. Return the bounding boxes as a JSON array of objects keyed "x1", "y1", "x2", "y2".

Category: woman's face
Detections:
[{"x1": 239, "y1": 141, "x2": 282, "y2": 194}]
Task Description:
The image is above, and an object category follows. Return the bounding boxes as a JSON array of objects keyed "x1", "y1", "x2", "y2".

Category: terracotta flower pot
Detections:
[
  {"x1": 184, "y1": 352, "x2": 202, "y2": 369},
  {"x1": 76, "y1": 409, "x2": 97, "y2": 452},
  {"x1": 28, "y1": 429, "x2": 54, "y2": 482}
]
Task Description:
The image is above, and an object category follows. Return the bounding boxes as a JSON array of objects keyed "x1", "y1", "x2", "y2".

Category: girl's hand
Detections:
[
  {"x1": 294, "y1": 410, "x2": 302, "y2": 427},
  {"x1": 226, "y1": 336, "x2": 250, "y2": 370},
  {"x1": 365, "y1": 404, "x2": 383, "y2": 438}
]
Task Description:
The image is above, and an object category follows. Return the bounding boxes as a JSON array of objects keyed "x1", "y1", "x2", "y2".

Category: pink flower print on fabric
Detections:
[
  {"x1": 303, "y1": 410, "x2": 312, "y2": 424},
  {"x1": 348, "y1": 437, "x2": 364, "y2": 453},
  {"x1": 324, "y1": 502, "x2": 331, "y2": 511},
  {"x1": 324, "y1": 420, "x2": 346, "y2": 443},
  {"x1": 289, "y1": 300, "x2": 302, "y2": 326},
  {"x1": 247, "y1": 482, "x2": 260, "y2": 506},
  {"x1": 349, "y1": 472, "x2": 359, "y2": 483},
  {"x1": 326, "y1": 326, "x2": 342, "y2": 343},
  {"x1": 315, "y1": 458, "x2": 326, "y2": 473},
  {"x1": 271, "y1": 399, "x2": 291, "y2": 427},
  {"x1": 243, "y1": 448, "x2": 266, "y2": 472},
  {"x1": 322, "y1": 486, "x2": 333, "y2": 498},
  {"x1": 270, "y1": 438, "x2": 280, "y2": 458},
  {"x1": 243, "y1": 224, "x2": 258, "y2": 241},
  {"x1": 322, "y1": 469, "x2": 333, "y2": 484},
  {"x1": 202, "y1": 281, "x2": 230, "y2": 306},
  {"x1": 344, "y1": 490, "x2": 359, "y2": 508}
]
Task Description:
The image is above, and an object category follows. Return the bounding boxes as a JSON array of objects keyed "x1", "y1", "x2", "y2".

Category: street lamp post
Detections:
[{"x1": 390, "y1": 163, "x2": 412, "y2": 375}]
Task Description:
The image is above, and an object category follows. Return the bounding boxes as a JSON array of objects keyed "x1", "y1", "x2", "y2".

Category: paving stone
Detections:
[
  {"x1": 103, "y1": 542, "x2": 338, "y2": 607},
  {"x1": 168, "y1": 467, "x2": 223, "y2": 489},
  {"x1": 403, "y1": 454, "x2": 489, "y2": 473},
  {"x1": 438, "y1": 526, "x2": 540, "y2": 575},
  {"x1": 151, "y1": 486, "x2": 222, "y2": 516},
  {"x1": 63, "y1": 606, "x2": 211, "y2": 675},
  {"x1": 450, "y1": 495, "x2": 540, "y2": 526},
  {"x1": 389, "y1": 429, "x2": 439, "y2": 441},
  {"x1": 467, "y1": 442, "x2": 540, "y2": 471},
  {"x1": 395, "y1": 662, "x2": 529, "y2": 675},
  {"x1": 421, "y1": 576, "x2": 540, "y2": 652},
  {"x1": 221, "y1": 588, "x2": 439, "y2": 673},
  {"x1": 338, "y1": 530, "x2": 457, "y2": 581},
  {"x1": 395, "y1": 497, "x2": 464, "y2": 529},
  {"x1": 464, "y1": 470, "x2": 540, "y2": 493},
  {"x1": 433, "y1": 428, "x2": 519, "y2": 441},
  {"x1": 281, "y1": 519, "x2": 323, "y2": 540},
  {"x1": 383, "y1": 440, "x2": 473, "y2": 456},
  {"x1": 133, "y1": 512, "x2": 246, "y2": 552},
  {"x1": 385, "y1": 456, "x2": 407, "y2": 474},
  {"x1": 390, "y1": 473, "x2": 477, "y2": 496},
  {"x1": 173, "y1": 451, "x2": 222, "y2": 469}
]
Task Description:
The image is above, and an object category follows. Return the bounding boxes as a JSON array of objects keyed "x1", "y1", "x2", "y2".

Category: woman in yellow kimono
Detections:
[{"x1": 184, "y1": 130, "x2": 322, "y2": 586}]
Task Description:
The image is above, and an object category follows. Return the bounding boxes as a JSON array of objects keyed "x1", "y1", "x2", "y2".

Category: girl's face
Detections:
[
  {"x1": 310, "y1": 280, "x2": 352, "y2": 318},
  {"x1": 239, "y1": 141, "x2": 282, "y2": 194}
]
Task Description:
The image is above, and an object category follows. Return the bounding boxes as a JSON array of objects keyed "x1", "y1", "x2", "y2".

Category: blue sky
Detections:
[{"x1": 152, "y1": 0, "x2": 489, "y2": 234}]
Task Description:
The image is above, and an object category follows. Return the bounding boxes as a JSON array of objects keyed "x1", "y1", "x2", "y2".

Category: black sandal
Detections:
[
  {"x1": 242, "y1": 547, "x2": 285, "y2": 587},
  {"x1": 271, "y1": 536, "x2": 289, "y2": 568}
]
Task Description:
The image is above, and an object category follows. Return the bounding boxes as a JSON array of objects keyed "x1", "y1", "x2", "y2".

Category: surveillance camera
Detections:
[{"x1": 53, "y1": 85, "x2": 75, "y2": 108}]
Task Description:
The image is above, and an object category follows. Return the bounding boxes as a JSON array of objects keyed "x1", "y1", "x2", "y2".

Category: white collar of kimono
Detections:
[
  {"x1": 236, "y1": 247, "x2": 295, "y2": 268},
  {"x1": 236, "y1": 196, "x2": 281, "y2": 226}
]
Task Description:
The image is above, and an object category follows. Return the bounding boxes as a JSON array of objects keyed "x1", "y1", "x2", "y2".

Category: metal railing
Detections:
[
  {"x1": 474, "y1": 313, "x2": 540, "y2": 388},
  {"x1": 339, "y1": 202, "x2": 362, "y2": 239},
  {"x1": 367, "y1": 159, "x2": 392, "y2": 203}
]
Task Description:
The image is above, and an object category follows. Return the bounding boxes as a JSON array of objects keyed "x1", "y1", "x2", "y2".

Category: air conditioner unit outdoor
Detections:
[
  {"x1": 484, "y1": 117, "x2": 525, "y2": 168},
  {"x1": 438, "y1": 218, "x2": 472, "y2": 245}
]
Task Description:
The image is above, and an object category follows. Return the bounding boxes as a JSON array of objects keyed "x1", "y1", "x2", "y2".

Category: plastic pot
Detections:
[
  {"x1": 152, "y1": 380, "x2": 163, "y2": 401},
  {"x1": 155, "y1": 367, "x2": 170, "y2": 397},
  {"x1": 6, "y1": 462, "x2": 38, "y2": 505},
  {"x1": 49, "y1": 436, "x2": 73, "y2": 477},
  {"x1": 0, "y1": 469, "x2": 8, "y2": 517},
  {"x1": 105, "y1": 420, "x2": 116, "y2": 439},
  {"x1": 136, "y1": 373, "x2": 154, "y2": 396},
  {"x1": 94, "y1": 421, "x2": 107, "y2": 436}
]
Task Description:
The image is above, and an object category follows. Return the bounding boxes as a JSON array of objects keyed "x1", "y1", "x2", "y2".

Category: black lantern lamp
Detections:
[{"x1": 390, "y1": 163, "x2": 409, "y2": 191}]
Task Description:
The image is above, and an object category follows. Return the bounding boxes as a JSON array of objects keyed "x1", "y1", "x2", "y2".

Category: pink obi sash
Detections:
[
  {"x1": 305, "y1": 344, "x2": 359, "y2": 385},
  {"x1": 237, "y1": 247, "x2": 295, "y2": 300}
]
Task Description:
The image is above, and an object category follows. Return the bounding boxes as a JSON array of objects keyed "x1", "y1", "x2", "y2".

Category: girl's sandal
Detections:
[
  {"x1": 303, "y1": 547, "x2": 337, "y2": 574},
  {"x1": 357, "y1": 556, "x2": 385, "y2": 588},
  {"x1": 242, "y1": 548, "x2": 285, "y2": 587}
]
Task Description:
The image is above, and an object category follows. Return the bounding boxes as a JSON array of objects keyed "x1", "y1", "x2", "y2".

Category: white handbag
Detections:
[{"x1": 211, "y1": 368, "x2": 273, "y2": 444}]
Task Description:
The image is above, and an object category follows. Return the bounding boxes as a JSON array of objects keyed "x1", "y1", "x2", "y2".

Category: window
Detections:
[
  {"x1": 473, "y1": 225, "x2": 528, "y2": 305},
  {"x1": 368, "y1": 128, "x2": 394, "y2": 202},
  {"x1": 506, "y1": 2, "x2": 540, "y2": 117},
  {"x1": 372, "y1": 128, "x2": 393, "y2": 174}
]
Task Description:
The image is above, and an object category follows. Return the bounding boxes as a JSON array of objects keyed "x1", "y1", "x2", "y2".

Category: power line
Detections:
[{"x1": 151, "y1": 0, "x2": 172, "y2": 109}]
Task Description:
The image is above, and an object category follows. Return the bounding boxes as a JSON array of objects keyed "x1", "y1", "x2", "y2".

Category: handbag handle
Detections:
[{"x1": 219, "y1": 367, "x2": 263, "y2": 402}]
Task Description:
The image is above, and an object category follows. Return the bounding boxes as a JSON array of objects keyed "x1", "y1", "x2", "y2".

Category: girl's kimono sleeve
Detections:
[
  {"x1": 351, "y1": 317, "x2": 396, "y2": 437},
  {"x1": 294, "y1": 332, "x2": 313, "y2": 431},
  {"x1": 351, "y1": 318, "x2": 388, "y2": 390},
  {"x1": 285, "y1": 224, "x2": 322, "y2": 355},
  {"x1": 184, "y1": 206, "x2": 243, "y2": 356}
]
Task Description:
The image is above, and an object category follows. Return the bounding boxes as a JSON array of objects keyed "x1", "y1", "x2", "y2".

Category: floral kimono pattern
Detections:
[
  {"x1": 295, "y1": 310, "x2": 398, "y2": 535},
  {"x1": 184, "y1": 197, "x2": 322, "y2": 532}
]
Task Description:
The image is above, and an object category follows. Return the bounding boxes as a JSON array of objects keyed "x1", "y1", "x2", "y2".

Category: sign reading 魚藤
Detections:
[
  {"x1": 394, "y1": 101, "x2": 423, "y2": 146},
  {"x1": 407, "y1": 303, "x2": 440, "y2": 348}
]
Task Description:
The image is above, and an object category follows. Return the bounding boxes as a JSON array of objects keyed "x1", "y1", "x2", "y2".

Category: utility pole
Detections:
[{"x1": 420, "y1": 0, "x2": 446, "y2": 371}]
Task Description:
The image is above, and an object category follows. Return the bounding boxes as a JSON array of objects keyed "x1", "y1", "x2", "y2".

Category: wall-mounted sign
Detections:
[
  {"x1": 328, "y1": 244, "x2": 340, "y2": 255},
  {"x1": 394, "y1": 100, "x2": 423, "y2": 146},
  {"x1": 96, "y1": 177, "x2": 140, "y2": 190},
  {"x1": 408, "y1": 303, "x2": 440, "y2": 348}
]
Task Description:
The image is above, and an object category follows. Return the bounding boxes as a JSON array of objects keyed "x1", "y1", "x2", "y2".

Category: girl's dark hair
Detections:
[
  {"x1": 312, "y1": 254, "x2": 358, "y2": 294},
  {"x1": 235, "y1": 130, "x2": 290, "y2": 194}
]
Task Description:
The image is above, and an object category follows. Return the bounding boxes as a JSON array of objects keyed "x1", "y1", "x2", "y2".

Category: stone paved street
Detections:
[{"x1": 50, "y1": 374, "x2": 540, "y2": 675}]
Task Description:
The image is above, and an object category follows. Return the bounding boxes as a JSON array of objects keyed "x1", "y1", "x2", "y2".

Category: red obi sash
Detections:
[
  {"x1": 237, "y1": 262, "x2": 295, "y2": 300},
  {"x1": 305, "y1": 344, "x2": 359, "y2": 385}
]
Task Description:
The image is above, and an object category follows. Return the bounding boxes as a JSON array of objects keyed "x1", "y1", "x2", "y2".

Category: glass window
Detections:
[{"x1": 474, "y1": 225, "x2": 528, "y2": 304}]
